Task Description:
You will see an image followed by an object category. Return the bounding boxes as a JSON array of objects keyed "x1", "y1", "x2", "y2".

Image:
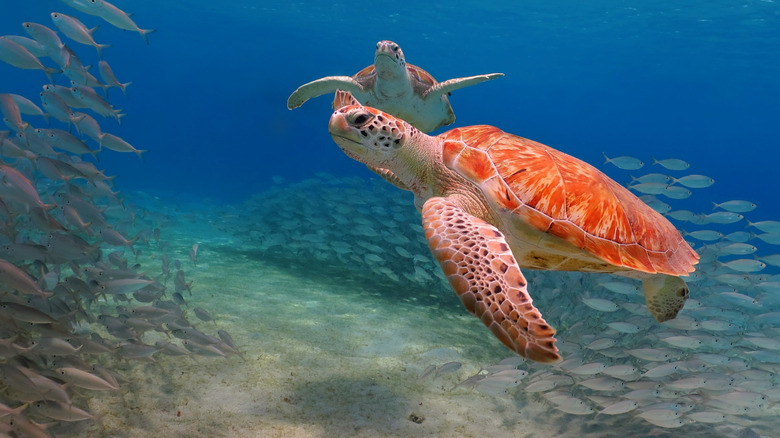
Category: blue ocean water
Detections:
[
  {"x1": 3, "y1": 0, "x2": 779, "y2": 209},
  {"x1": 3, "y1": 1, "x2": 780, "y2": 437}
]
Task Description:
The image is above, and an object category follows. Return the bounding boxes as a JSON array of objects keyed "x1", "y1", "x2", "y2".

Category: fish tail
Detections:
[
  {"x1": 140, "y1": 28, "x2": 156, "y2": 45},
  {"x1": 43, "y1": 67, "x2": 61, "y2": 84},
  {"x1": 601, "y1": 152, "x2": 610, "y2": 164},
  {"x1": 651, "y1": 156, "x2": 659, "y2": 165},
  {"x1": 119, "y1": 81, "x2": 132, "y2": 95},
  {"x1": 135, "y1": 149, "x2": 148, "y2": 161},
  {"x1": 96, "y1": 43, "x2": 111, "y2": 58}
]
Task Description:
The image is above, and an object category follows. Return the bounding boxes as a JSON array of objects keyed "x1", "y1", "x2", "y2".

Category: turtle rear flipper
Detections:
[
  {"x1": 422, "y1": 196, "x2": 560, "y2": 363},
  {"x1": 643, "y1": 274, "x2": 689, "y2": 322}
]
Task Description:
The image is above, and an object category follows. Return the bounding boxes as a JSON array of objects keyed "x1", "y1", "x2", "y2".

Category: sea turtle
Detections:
[
  {"x1": 287, "y1": 40, "x2": 503, "y2": 133},
  {"x1": 327, "y1": 91, "x2": 699, "y2": 363}
]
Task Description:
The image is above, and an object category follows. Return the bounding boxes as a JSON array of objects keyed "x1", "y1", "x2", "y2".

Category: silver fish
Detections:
[
  {"x1": 50, "y1": 12, "x2": 110, "y2": 57},
  {"x1": 712, "y1": 199, "x2": 757, "y2": 212},
  {"x1": 0, "y1": 36, "x2": 60, "y2": 82},
  {"x1": 652, "y1": 157, "x2": 690, "y2": 170},
  {"x1": 98, "y1": 60, "x2": 131, "y2": 94},
  {"x1": 602, "y1": 152, "x2": 643, "y2": 170}
]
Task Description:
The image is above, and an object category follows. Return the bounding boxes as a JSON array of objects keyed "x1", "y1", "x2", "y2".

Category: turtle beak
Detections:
[{"x1": 329, "y1": 111, "x2": 365, "y2": 149}]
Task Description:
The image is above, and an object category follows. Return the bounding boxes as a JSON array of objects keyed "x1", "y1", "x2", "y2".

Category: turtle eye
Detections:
[
  {"x1": 392, "y1": 45, "x2": 399, "y2": 52},
  {"x1": 349, "y1": 111, "x2": 374, "y2": 126}
]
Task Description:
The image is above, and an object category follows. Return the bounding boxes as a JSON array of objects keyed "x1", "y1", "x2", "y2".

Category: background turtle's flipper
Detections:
[
  {"x1": 286, "y1": 76, "x2": 364, "y2": 109},
  {"x1": 422, "y1": 73, "x2": 504, "y2": 100},
  {"x1": 422, "y1": 196, "x2": 561, "y2": 363},
  {"x1": 643, "y1": 274, "x2": 689, "y2": 322}
]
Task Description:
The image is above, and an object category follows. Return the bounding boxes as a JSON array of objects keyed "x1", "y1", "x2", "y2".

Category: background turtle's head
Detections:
[
  {"x1": 374, "y1": 40, "x2": 406, "y2": 79},
  {"x1": 329, "y1": 105, "x2": 414, "y2": 166}
]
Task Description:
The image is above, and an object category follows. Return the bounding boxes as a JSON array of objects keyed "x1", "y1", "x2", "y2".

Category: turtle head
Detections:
[
  {"x1": 329, "y1": 105, "x2": 416, "y2": 166},
  {"x1": 374, "y1": 40, "x2": 406, "y2": 78}
]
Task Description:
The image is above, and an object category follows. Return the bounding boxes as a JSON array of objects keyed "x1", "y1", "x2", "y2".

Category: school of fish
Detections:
[
  {"x1": 233, "y1": 158, "x2": 779, "y2": 436},
  {"x1": 0, "y1": 2, "x2": 236, "y2": 437}
]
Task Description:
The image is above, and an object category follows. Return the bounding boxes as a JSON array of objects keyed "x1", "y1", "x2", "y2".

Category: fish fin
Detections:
[
  {"x1": 96, "y1": 43, "x2": 110, "y2": 58},
  {"x1": 140, "y1": 29, "x2": 156, "y2": 45},
  {"x1": 422, "y1": 196, "x2": 560, "y2": 363}
]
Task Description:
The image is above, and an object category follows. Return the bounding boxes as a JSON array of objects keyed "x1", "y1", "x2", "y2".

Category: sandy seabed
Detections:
[{"x1": 48, "y1": 191, "x2": 764, "y2": 438}]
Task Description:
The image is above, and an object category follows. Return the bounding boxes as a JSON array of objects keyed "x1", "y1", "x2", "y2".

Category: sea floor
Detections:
[{"x1": 45, "y1": 178, "x2": 775, "y2": 438}]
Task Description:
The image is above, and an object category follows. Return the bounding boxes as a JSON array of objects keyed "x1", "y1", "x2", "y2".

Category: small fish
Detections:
[
  {"x1": 578, "y1": 377, "x2": 625, "y2": 391},
  {"x1": 0, "y1": 259, "x2": 49, "y2": 298},
  {"x1": 602, "y1": 153, "x2": 643, "y2": 170},
  {"x1": 50, "y1": 12, "x2": 110, "y2": 57},
  {"x1": 704, "y1": 211, "x2": 743, "y2": 224},
  {"x1": 2, "y1": 35, "x2": 48, "y2": 57},
  {"x1": 64, "y1": 0, "x2": 156, "y2": 43},
  {"x1": 0, "y1": 36, "x2": 60, "y2": 82},
  {"x1": 55, "y1": 367, "x2": 118, "y2": 390},
  {"x1": 746, "y1": 220, "x2": 780, "y2": 233},
  {"x1": 681, "y1": 229, "x2": 723, "y2": 241},
  {"x1": 712, "y1": 199, "x2": 757, "y2": 213},
  {"x1": 189, "y1": 243, "x2": 199, "y2": 265},
  {"x1": 666, "y1": 210, "x2": 697, "y2": 221},
  {"x1": 101, "y1": 133, "x2": 146, "y2": 158},
  {"x1": 193, "y1": 307, "x2": 215, "y2": 323},
  {"x1": 601, "y1": 365, "x2": 639, "y2": 379},
  {"x1": 98, "y1": 60, "x2": 131, "y2": 94},
  {"x1": 661, "y1": 185, "x2": 692, "y2": 199},
  {"x1": 606, "y1": 321, "x2": 641, "y2": 334},
  {"x1": 719, "y1": 258, "x2": 766, "y2": 273},
  {"x1": 630, "y1": 173, "x2": 671, "y2": 184},
  {"x1": 642, "y1": 362, "x2": 680, "y2": 378},
  {"x1": 418, "y1": 364, "x2": 437, "y2": 379},
  {"x1": 585, "y1": 338, "x2": 617, "y2": 350},
  {"x1": 714, "y1": 242, "x2": 756, "y2": 255},
  {"x1": 628, "y1": 182, "x2": 667, "y2": 195},
  {"x1": 686, "y1": 411, "x2": 726, "y2": 424},
  {"x1": 670, "y1": 174, "x2": 714, "y2": 188},
  {"x1": 568, "y1": 362, "x2": 606, "y2": 376},
  {"x1": 761, "y1": 254, "x2": 780, "y2": 267},
  {"x1": 0, "y1": 94, "x2": 28, "y2": 133},
  {"x1": 435, "y1": 361, "x2": 462, "y2": 377},
  {"x1": 544, "y1": 393, "x2": 594, "y2": 415},
  {"x1": 755, "y1": 233, "x2": 780, "y2": 245},
  {"x1": 652, "y1": 157, "x2": 690, "y2": 170},
  {"x1": 599, "y1": 399, "x2": 638, "y2": 415},
  {"x1": 21, "y1": 22, "x2": 63, "y2": 51},
  {"x1": 598, "y1": 281, "x2": 640, "y2": 296},
  {"x1": 581, "y1": 297, "x2": 619, "y2": 312}
]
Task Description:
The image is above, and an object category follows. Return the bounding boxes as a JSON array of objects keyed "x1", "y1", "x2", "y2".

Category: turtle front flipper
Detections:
[
  {"x1": 366, "y1": 166, "x2": 410, "y2": 191},
  {"x1": 642, "y1": 274, "x2": 689, "y2": 322},
  {"x1": 287, "y1": 76, "x2": 365, "y2": 109},
  {"x1": 422, "y1": 73, "x2": 504, "y2": 100},
  {"x1": 422, "y1": 196, "x2": 560, "y2": 363}
]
